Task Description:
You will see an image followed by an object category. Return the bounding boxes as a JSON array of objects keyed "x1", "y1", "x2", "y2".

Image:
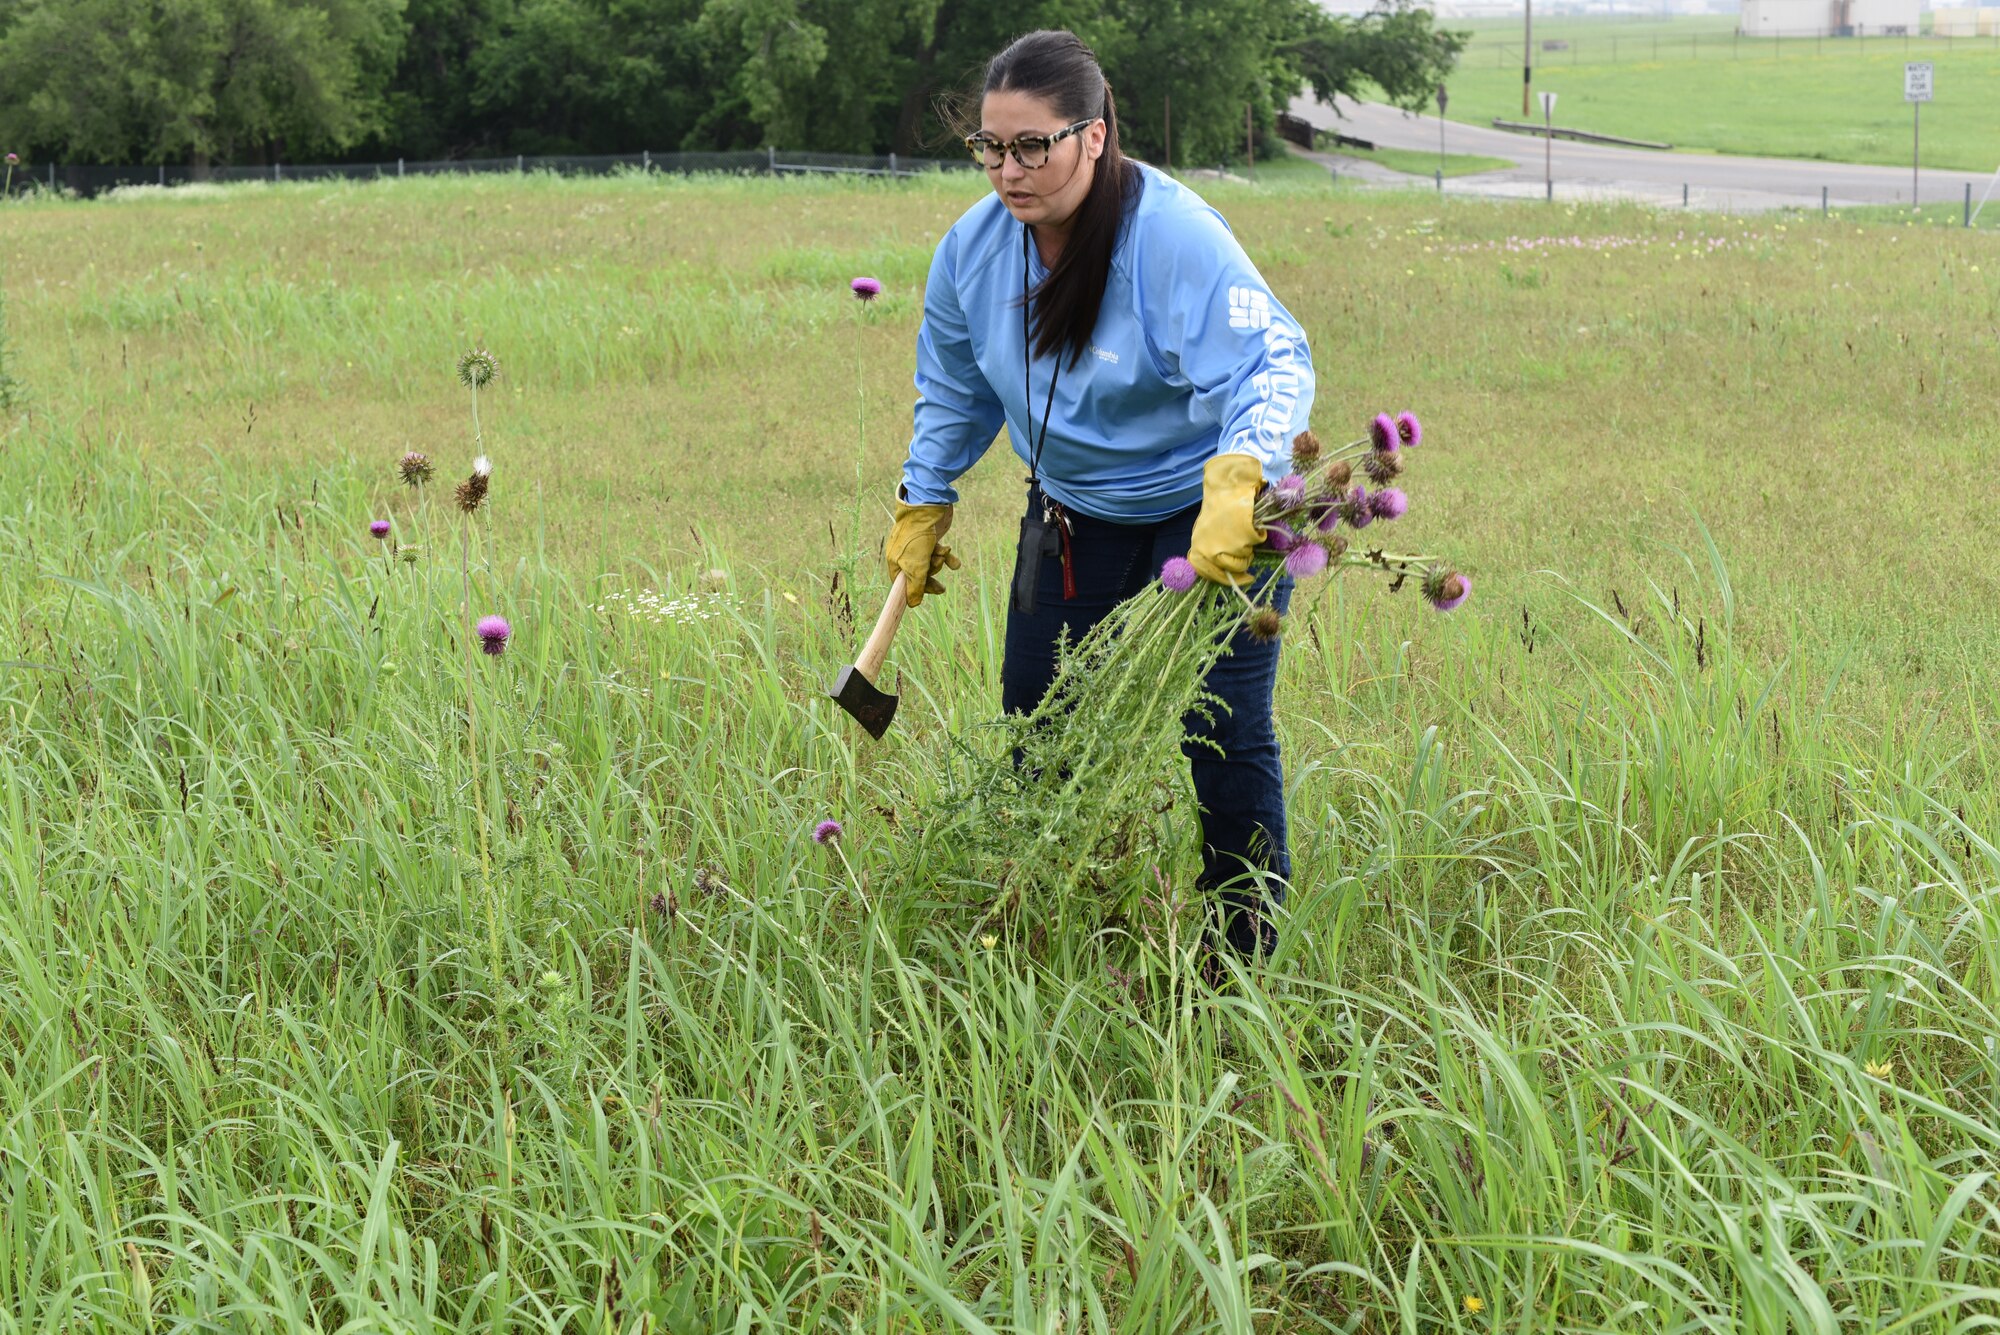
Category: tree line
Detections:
[{"x1": 0, "y1": 0, "x2": 1465, "y2": 170}]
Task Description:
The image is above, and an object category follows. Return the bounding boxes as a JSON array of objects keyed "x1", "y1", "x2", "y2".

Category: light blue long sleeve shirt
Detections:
[{"x1": 900, "y1": 163, "x2": 1315, "y2": 523}]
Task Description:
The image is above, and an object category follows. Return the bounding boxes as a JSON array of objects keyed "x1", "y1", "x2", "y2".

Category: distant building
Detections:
[
  {"x1": 1739, "y1": 0, "x2": 1918, "y2": 32},
  {"x1": 1933, "y1": 4, "x2": 2000, "y2": 31}
]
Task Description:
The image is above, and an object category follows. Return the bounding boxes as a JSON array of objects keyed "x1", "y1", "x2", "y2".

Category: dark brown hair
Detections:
[{"x1": 983, "y1": 30, "x2": 1142, "y2": 368}]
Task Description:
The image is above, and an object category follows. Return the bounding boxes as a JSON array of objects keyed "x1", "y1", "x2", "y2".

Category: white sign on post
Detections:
[
  {"x1": 1539, "y1": 91, "x2": 1559, "y2": 117},
  {"x1": 1905, "y1": 62, "x2": 1933, "y2": 103}
]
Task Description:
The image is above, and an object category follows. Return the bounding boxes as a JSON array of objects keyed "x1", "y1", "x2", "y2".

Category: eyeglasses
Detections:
[{"x1": 965, "y1": 119, "x2": 1098, "y2": 170}]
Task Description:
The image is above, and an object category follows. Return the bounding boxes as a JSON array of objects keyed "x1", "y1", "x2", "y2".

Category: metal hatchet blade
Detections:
[{"x1": 828, "y1": 572, "x2": 908, "y2": 739}]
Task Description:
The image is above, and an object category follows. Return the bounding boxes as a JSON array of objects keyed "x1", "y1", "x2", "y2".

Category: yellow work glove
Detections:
[
  {"x1": 1186, "y1": 454, "x2": 1267, "y2": 587},
  {"x1": 884, "y1": 500, "x2": 961, "y2": 608}
]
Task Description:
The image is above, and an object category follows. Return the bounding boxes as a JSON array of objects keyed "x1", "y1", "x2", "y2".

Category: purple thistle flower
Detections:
[
  {"x1": 1395, "y1": 411, "x2": 1422, "y2": 449},
  {"x1": 1342, "y1": 486, "x2": 1375, "y2": 529},
  {"x1": 812, "y1": 819, "x2": 843, "y2": 845},
  {"x1": 1369, "y1": 413, "x2": 1399, "y2": 453},
  {"x1": 4, "y1": 153, "x2": 16, "y2": 166},
  {"x1": 1285, "y1": 542, "x2": 1328, "y2": 578},
  {"x1": 1273, "y1": 473, "x2": 1307, "y2": 510},
  {"x1": 1313, "y1": 500, "x2": 1342, "y2": 533},
  {"x1": 1368, "y1": 488, "x2": 1408, "y2": 521},
  {"x1": 850, "y1": 276, "x2": 882, "y2": 302},
  {"x1": 369, "y1": 519, "x2": 392, "y2": 539},
  {"x1": 1159, "y1": 557, "x2": 1198, "y2": 593},
  {"x1": 1422, "y1": 568, "x2": 1471, "y2": 612},
  {"x1": 476, "y1": 614, "x2": 511, "y2": 656},
  {"x1": 1264, "y1": 522, "x2": 1299, "y2": 553}
]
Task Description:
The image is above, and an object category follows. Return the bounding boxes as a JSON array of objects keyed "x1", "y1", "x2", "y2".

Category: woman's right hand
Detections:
[
  {"x1": 885, "y1": 500, "x2": 961, "y2": 607},
  {"x1": 1187, "y1": 454, "x2": 1266, "y2": 587}
]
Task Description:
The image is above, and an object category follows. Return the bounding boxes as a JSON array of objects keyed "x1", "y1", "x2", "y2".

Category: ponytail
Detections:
[{"x1": 982, "y1": 31, "x2": 1144, "y2": 369}]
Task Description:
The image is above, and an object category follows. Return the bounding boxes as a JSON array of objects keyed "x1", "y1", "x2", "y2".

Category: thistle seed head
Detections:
[
  {"x1": 457, "y1": 349, "x2": 500, "y2": 390},
  {"x1": 398, "y1": 450, "x2": 434, "y2": 486},
  {"x1": 1362, "y1": 449, "x2": 1404, "y2": 485},
  {"x1": 455, "y1": 466, "x2": 490, "y2": 513},
  {"x1": 1248, "y1": 608, "x2": 1284, "y2": 643},
  {"x1": 1289, "y1": 430, "x2": 1322, "y2": 470}
]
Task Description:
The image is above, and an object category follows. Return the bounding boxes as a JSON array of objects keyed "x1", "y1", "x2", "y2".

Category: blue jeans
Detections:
[{"x1": 1001, "y1": 486, "x2": 1292, "y2": 955}]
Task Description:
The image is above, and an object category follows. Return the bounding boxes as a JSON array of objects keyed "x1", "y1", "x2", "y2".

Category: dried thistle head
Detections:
[
  {"x1": 398, "y1": 450, "x2": 434, "y2": 487},
  {"x1": 1362, "y1": 450, "x2": 1405, "y2": 485},
  {"x1": 1248, "y1": 608, "x2": 1284, "y2": 643},
  {"x1": 457, "y1": 348, "x2": 501, "y2": 390},
  {"x1": 1322, "y1": 458, "x2": 1352, "y2": 490},
  {"x1": 1289, "y1": 430, "x2": 1322, "y2": 471},
  {"x1": 454, "y1": 461, "x2": 490, "y2": 513}
]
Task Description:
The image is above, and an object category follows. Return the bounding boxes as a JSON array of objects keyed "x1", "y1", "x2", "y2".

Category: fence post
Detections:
[
  {"x1": 1683, "y1": 182, "x2": 1688, "y2": 207},
  {"x1": 768, "y1": 145, "x2": 776, "y2": 174},
  {"x1": 1822, "y1": 186, "x2": 1828, "y2": 215},
  {"x1": 398, "y1": 157, "x2": 404, "y2": 178},
  {"x1": 49, "y1": 163, "x2": 55, "y2": 191},
  {"x1": 159, "y1": 165, "x2": 164, "y2": 186},
  {"x1": 516, "y1": 153, "x2": 524, "y2": 173},
  {"x1": 1968, "y1": 182, "x2": 1974, "y2": 228},
  {"x1": 274, "y1": 162, "x2": 281, "y2": 182},
  {"x1": 643, "y1": 150, "x2": 651, "y2": 171},
  {"x1": 889, "y1": 151, "x2": 897, "y2": 176}
]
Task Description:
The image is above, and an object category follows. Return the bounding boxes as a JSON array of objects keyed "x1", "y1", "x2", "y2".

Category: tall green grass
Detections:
[
  {"x1": 3, "y1": 414, "x2": 1996, "y2": 1329},
  {"x1": 1, "y1": 172, "x2": 1997, "y2": 1330}
]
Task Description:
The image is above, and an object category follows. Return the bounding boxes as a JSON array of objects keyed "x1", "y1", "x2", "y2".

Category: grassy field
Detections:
[
  {"x1": 3, "y1": 168, "x2": 2000, "y2": 1330},
  {"x1": 1427, "y1": 17, "x2": 2000, "y2": 170}
]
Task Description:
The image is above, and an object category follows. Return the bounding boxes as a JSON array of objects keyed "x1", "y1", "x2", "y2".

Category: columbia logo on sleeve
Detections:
[{"x1": 1227, "y1": 286, "x2": 1272, "y2": 331}]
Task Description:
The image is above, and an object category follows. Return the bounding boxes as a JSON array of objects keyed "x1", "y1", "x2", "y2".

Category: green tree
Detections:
[
  {"x1": 1284, "y1": 0, "x2": 1468, "y2": 117},
  {"x1": 0, "y1": 0, "x2": 405, "y2": 167},
  {"x1": 687, "y1": 0, "x2": 950, "y2": 152},
  {"x1": 0, "y1": 0, "x2": 1465, "y2": 167},
  {"x1": 454, "y1": 0, "x2": 708, "y2": 155}
]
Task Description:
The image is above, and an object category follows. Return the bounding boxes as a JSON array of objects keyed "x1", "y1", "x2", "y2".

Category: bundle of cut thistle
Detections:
[{"x1": 903, "y1": 415, "x2": 1469, "y2": 930}]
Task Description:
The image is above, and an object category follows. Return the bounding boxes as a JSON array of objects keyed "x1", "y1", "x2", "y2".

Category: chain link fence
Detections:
[{"x1": 3, "y1": 148, "x2": 977, "y2": 201}]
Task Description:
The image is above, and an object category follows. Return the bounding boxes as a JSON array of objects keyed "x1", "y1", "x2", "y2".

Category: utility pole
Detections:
[{"x1": 1523, "y1": 0, "x2": 1534, "y2": 118}]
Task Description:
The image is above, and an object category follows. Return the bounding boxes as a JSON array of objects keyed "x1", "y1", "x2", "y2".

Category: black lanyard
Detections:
[
  {"x1": 1012, "y1": 223, "x2": 1073, "y2": 615},
  {"x1": 1022, "y1": 224, "x2": 1061, "y2": 508}
]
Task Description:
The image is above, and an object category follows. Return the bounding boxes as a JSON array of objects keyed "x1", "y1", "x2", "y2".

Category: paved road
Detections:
[{"x1": 1287, "y1": 94, "x2": 2000, "y2": 214}]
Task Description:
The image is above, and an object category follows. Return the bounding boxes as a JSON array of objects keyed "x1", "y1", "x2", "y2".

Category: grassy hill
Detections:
[{"x1": 1428, "y1": 17, "x2": 2000, "y2": 170}]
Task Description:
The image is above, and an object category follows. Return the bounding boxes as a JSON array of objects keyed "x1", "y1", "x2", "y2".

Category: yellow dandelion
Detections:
[
  {"x1": 1864, "y1": 1059, "x2": 1893, "y2": 1080},
  {"x1": 979, "y1": 934, "x2": 998, "y2": 950},
  {"x1": 1463, "y1": 1294, "x2": 1485, "y2": 1315}
]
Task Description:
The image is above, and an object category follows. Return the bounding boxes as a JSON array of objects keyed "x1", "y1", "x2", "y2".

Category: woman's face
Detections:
[{"x1": 979, "y1": 90, "x2": 1105, "y2": 232}]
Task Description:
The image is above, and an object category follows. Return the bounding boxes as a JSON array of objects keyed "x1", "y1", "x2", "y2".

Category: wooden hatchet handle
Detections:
[{"x1": 854, "y1": 573, "x2": 909, "y2": 683}]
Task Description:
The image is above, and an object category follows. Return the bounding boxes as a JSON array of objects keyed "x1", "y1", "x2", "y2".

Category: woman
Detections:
[{"x1": 884, "y1": 29, "x2": 1315, "y2": 957}]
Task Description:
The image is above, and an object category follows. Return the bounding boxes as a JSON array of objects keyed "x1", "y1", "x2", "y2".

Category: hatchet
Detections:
[{"x1": 827, "y1": 573, "x2": 909, "y2": 739}]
